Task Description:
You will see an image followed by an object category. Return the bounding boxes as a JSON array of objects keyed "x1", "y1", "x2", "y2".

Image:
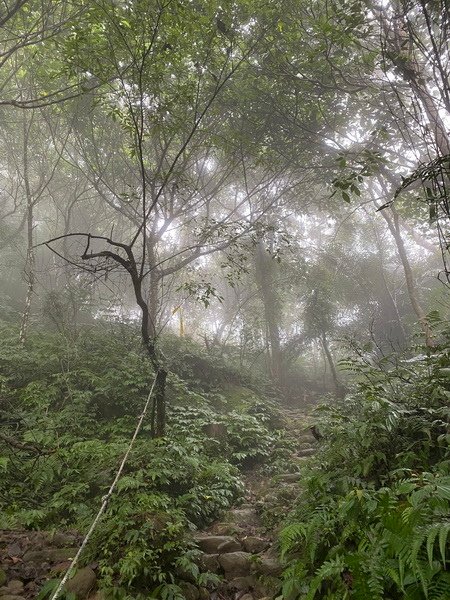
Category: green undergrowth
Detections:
[
  {"x1": 279, "y1": 328, "x2": 450, "y2": 600},
  {"x1": 0, "y1": 320, "x2": 282, "y2": 599}
]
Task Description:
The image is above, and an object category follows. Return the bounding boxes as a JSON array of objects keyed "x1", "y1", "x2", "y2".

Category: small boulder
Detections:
[
  {"x1": 254, "y1": 556, "x2": 283, "y2": 577},
  {"x1": 242, "y1": 536, "x2": 270, "y2": 554},
  {"x1": 227, "y1": 508, "x2": 259, "y2": 527},
  {"x1": 23, "y1": 548, "x2": 78, "y2": 563},
  {"x1": 64, "y1": 567, "x2": 96, "y2": 599},
  {"x1": 210, "y1": 522, "x2": 245, "y2": 537},
  {"x1": 240, "y1": 595, "x2": 254, "y2": 600},
  {"x1": 179, "y1": 581, "x2": 199, "y2": 600},
  {"x1": 5, "y1": 581, "x2": 24, "y2": 594},
  {"x1": 198, "y1": 553, "x2": 220, "y2": 573},
  {"x1": 195, "y1": 535, "x2": 241, "y2": 554},
  {"x1": 52, "y1": 532, "x2": 77, "y2": 548},
  {"x1": 218, "y1": 552, "x2": 252, "y2": 578},
  {"x1": 278, "y1": 473, "x2": 301, "y2": 483},
  {"x1": 87, "y1": 592, "x2": 106, "y2": 600},
  {"x1": 226, "y1": 575, "x2": 257, "y2": 591},
  {"x1": 198, "y1": 587, "x2": 210, "y2": 600},
  {"x1": 297, "y1": 448, "x2": 315, "y2": 457}
]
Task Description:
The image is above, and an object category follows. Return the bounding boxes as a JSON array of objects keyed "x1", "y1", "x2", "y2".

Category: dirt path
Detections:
[{"x1": 191, "y1": 408, "x2": 317, "y2": 600}]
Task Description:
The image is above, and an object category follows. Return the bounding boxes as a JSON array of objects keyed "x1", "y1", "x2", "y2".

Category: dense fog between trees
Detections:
[{"x1": 0, "y1": 1, "x2": 450, "y2": 599}]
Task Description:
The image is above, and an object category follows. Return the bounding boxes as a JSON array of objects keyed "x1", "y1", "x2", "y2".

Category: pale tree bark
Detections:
[
  {"x1": 380, "y1": 206, "x2": 434, "y2": 346},
  {"x1": 254, "y1": 239, "x2": 283, "y2": 384},
  {"x1": 320, "y1": 331, "x2": 346, "y2": 397},
  {"x1": 370, "y1": 177, "x2": 434, "y2": 346},
  {"x1": 368, "y1": 210, "x2": 409, "y2": 346},
  {"x1": 19, "y1": 116, "x2": 35, "y2": 344}
]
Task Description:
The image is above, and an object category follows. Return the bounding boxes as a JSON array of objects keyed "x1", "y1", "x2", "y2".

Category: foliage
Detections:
[
  {"x1": 0, "y1": 320, "x2": 278, "y2": 597},
  {"x1": 280, "y1": 330, "x2": 450, "y2": 599}
]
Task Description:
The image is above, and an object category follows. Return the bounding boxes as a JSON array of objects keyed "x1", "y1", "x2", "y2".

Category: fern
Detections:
[{"x1": 280, "y1": 336, "x2": 450, "y2": 600}]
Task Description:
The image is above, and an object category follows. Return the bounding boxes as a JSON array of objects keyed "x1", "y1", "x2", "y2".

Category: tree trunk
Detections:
[
  {"x1": 19, "y1": 119, "x2": 34, "y2": 345},
  {"x1": 376, "y1": 2, "x2": 450, "y2": 156},
  {"x1": 129, "y1": 260, "x2": 167, "y2": 437},
  {"x1": 320, "y1": 331, "x2": 346, "y2": 397},
  {"x1": 380, "y1": 207, "x2": 434, "y2": 346},
  {"x1": 369, "y1": 211, "x2": 409, "y2": 347},
  {"x1": 254, "y1": 240, "x2": 283, "y2": 384}
]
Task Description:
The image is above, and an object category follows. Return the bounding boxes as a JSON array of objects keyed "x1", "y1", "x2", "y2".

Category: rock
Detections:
[
  {"x1": 240, "y1": 595, "x2": 254, "y2": 600},
  {"x1": 210, "y1": 522, "x2": 245, "y2": 537},
  {"x1": 0, "y1": 570, "x2": 6, "y2": 587},
  {"x1": 5, "y1": 581, "x2": 24, "y2": 594},
  {"x1": 226, "y1": 575, "x2": 257, "y2": 591},
  {"x1": 254, "y1": 557, "x2": 283, "y2": 577},
  {"x1": 6, "y1": 544, "x2": 22, "y2": 558},
  {"x1": 51, "y1": 561, "x2": 72, "y2": 575},
  {"x1": 278, "y1": 473, "x2": 301, "y2": 483},
  {"x1": 218, "y1": 552, "x2": 252, "y2": 578},
  {"x1": 227, "y1": 508, "x2": 259, "y2": 527},
  {"x1": 64, "y1": 567, "x2": 96, "y2": 599},
  {"x1": 52, "y1": 532, "x2": 77, "y2": 548},
  {"x1": 23, "y1": 582, "x2": 38, "y2": 596},
  {"x1": 23, "y1": 548, "x2": 78, "y2": 563},
  {"x1": 179, "y1": 581, "x2": 199, "y2": 600},
  {"x1": 195, "y1": 535, "x2": 241, "y2": 554},
  {"x1": 218, "y1": 539, "x2": 242, "y2": 553},
  {"x1": 0, "y1": 596, "x2": 26, "y2": 600},
  {"x1": 87, "y1": 592, "x2": 106, "y2": 600},
  {"x1": 198, "y1": 587, "x2": 210, "y2": 600},
  {"x1": 198, "y1": 553, "x2": 220, "y2": 573},
  {"x1": 242, "y1": 536, "x2": 270, "y2": 554},
  {"x1": 298, "y1": 441, "x2": 314, "y2": 449},
  {"x1": 297, "y1": 448, "x2": 315, "y2": 457}
]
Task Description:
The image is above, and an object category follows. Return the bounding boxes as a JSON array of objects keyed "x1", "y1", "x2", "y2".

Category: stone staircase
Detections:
[{"x1": 188, "y1": 409, "x2": 318, "y2": 600}]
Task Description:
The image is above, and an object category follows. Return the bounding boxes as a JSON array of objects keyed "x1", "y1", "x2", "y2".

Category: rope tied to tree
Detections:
[{"x1": 49, "y1": 374, "x2": 159, "y2": 600}]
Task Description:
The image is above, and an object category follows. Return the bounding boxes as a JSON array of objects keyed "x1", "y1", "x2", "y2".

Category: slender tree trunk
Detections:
[
  {"x1": 129, "y1": 261, "x2": 167, "y2": 437},
  {"x1": 254, "y1": 240, "x2": 283, "y2": 384},
  {"x1": 320, "y1": 331, "x2": 346, "y2": 397},
  {"x1": 380, "y1": 207, "x2": 434, "y2": 346},
  {"x1": 146, "y1": 238, "x2": 159, "y2": 338},
  {"x1": 369, "y1": 212, "x2": 408, "y2": 347},
  {"x1": 19, "y1": 119, "x2": 35, "y2": 345}
]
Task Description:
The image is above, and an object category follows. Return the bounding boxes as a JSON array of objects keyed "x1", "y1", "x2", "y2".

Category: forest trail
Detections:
[
  {"x1": 0, "y1": 409, "x2": 316, "y2": 600},
  {"x1": 191, "y1": 408, "x2": 317, "y2": 600}
]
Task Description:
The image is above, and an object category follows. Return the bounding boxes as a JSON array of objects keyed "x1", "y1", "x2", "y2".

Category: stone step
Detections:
[
  {"x1": 242, "y1": 536, "x2": 270, "y2": 554},
  {"x1": 226, "y1": 507, "x2": 260, "y2": 527},
  {"x1": 277, "y1": 472, "x2": 301, "y2": 483},
  {"x1": 219, "y1": 551, "x2": 252, "y2": 578},
  {"x1": 194, "y1": 535, "x2": 241, "y2": 554},
  {"x1": 296, "y1": 447, "x2": 316, "y2": 457}
]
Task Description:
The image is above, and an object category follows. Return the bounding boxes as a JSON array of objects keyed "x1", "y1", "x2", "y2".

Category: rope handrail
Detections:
[{"x1": 50, "y1": 374, "x2": 159, "y2": 600}]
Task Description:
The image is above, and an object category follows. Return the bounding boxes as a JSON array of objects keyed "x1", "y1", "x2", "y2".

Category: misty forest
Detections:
[{"x1": 1, "y1": 1, "x2": 450, "y2": 599}]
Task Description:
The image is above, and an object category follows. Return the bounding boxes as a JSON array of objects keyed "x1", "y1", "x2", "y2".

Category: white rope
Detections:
[{"x1": 50, "y1": 374, "x2": 159, "y2": 600}]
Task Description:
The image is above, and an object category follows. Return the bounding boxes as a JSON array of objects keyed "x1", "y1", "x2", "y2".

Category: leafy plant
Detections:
[{"x1": 280, "y1": 330, "x2": 450, "y2": 599}]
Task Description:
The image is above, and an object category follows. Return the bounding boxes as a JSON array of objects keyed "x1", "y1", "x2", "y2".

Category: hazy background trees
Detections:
[{"x1": 0, "y1": 0, "x2": 448, "y2": 406}]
